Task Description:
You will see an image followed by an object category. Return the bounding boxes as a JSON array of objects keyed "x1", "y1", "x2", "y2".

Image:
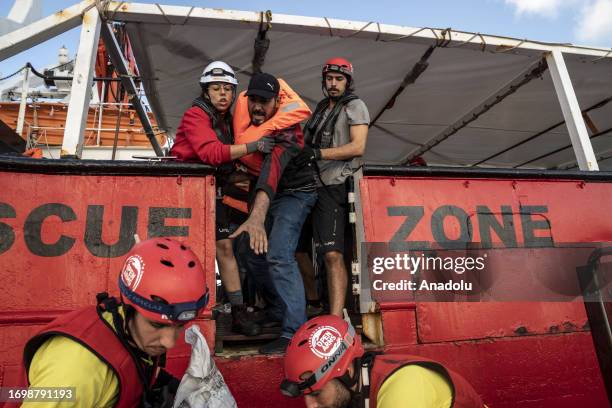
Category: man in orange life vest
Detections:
[
  {"x1": 170, "y1": 61, "x2": 272, "y2": 337},
  {"x1": 281, "y1": 315, "x2": 485, "y2": 408},
  {"x1": 20, "y1": 238, "x2": 210, "y2": 407},
  {"x1": 230, "y1": 73, "x2": 318, "y2": 354},
  {"x1": 294, "y1": 57, "x2": 370, "y2": 317}
]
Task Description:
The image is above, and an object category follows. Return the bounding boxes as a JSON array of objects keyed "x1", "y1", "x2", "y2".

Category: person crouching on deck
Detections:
[
  {"x1": 20, "y1": 238, "x2": 210, "y2": 407},
  {"x1": 170, "y1": 61, "x2": 274, "y2": 337},
  {"x1": 281, "y1": 314, "x2": 486, "y2": 408}
]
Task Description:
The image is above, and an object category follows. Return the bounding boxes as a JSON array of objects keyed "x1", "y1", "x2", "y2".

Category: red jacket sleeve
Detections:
[
  {"x1": 171, "y1": 107, "x2": 231, "y2": 166},
  {"x1": 256, "y1": 125, "x2": 303, "y2": 200}
]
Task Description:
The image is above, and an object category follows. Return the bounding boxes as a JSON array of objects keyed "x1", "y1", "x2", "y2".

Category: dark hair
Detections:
[
  {"x1": 346, "y1": 79, "x2": 355, "y2": 93},
  {"x1": 200, "y1": 84, "x2": 210, "y2": 100},
  {"x1": 124, "y1": 303, "x2": 136, "y2": 324}
]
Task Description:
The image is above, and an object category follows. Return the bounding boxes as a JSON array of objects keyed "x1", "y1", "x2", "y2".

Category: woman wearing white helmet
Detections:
[{"x1": 171, "y1": 61, "x2": 272, "y2": 337}]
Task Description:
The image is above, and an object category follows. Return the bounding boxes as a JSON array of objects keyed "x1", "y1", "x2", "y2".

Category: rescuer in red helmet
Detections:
[
  {"x1": 281, "y1": 314, "x2": 486, "y2": 408},
  {"x1": 20, "y1": 238, "x2": 210, "y2": 407},
  {"x1": 294, "y1": 57, "x2": 370, "y2": 318}
]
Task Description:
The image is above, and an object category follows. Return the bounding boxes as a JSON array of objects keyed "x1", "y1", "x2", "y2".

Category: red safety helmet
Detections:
[
  {"x1": 322, "y1": 57, "x2": 354, "y2": 79},
  {"x1": 281, "y1": 315, "x2": 364, "y2": 397},
  {"x1": 118, "y1": 238, "x2": 209, "y2": 324}
]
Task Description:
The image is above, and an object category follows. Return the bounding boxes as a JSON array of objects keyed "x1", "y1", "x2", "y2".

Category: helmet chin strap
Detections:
[{"x1": 338, "y1": 359, "x2": 369, "y2": 408}]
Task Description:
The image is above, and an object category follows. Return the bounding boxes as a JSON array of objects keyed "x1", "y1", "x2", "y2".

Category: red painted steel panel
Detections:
[
  {"x1": 360, "y1": 176, "x2": 610, "y2": 407},
  {"x1": 386, "y1": 332, "x2": 609, "y2": 408},
  {"x1": 0, "y1": 171, "x2": 216, "y2": 387},
  {"x1": 359, "y1": 176, "x2": 612, "y2": 342},
  {"x1": 380, "y1": 309, "x2": 417, "y2": 346},
  {"x1": 416, "y1": 302, "x2": 589, "y2": 341},
  {"x1": 360, "y1": 176, "x2": 612, "y2": 248},
  {"x1": 215, "y1": 355, "x2": 304, "y2": 408}
]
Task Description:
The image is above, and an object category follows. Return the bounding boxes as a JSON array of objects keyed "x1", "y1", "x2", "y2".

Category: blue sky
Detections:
[{"x1": 1, "y1": 0, "x2": 611, "y2": 77}]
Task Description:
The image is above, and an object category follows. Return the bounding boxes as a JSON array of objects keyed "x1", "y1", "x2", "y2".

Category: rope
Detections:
[
  {"x1": 237, "y1": 10, "x2": 611, "y2": 59},
  {"x1": 43, "y1": 130, "x2": 56, "y2": 159},
  {"x1": 107, "y1": 1, "x2": 126, "y2": 21},
  {"x1": 96, "y1": 0, "x2": 125, "y2": 22},
  {"x1": 251, "y1": 10, "x2": 272, "y2": 75},
  {"x1": 155, "y1": 3, "x2": 173, "y2": 25},
  {"x1": 447, "y1": 32, "x2": 487, "y2": 51},
  {"x1": 370, "y1": 45, "x2": 437, "y2": 127},
  {"x1": 497, "y1": 39, "x2": 526, "y2": 53},
  {"x1": 180, "y1": 6, "x2": 195, "y2": 25},
  {"x1": 324, "y1": 17, "x2": 334, "y2": 37},
  {"x1": 592, "y1": 49, "x2": 612, "y2": 62},
  {"x1": 0, "y1": 66, "x2": 26, "y2": 82},
  {"x1": 383, "y1": 27, "x2": 439, "y2": 43},
  {"x1": 402, "y1": 57, "x2": 548, "y2": 164},
  {"x1": 341, "y1": 21, "x2": 373, "y2": 38},
  {"x1": 437, "y1": 28, "x2": 452, "y2": 47},
  {"x1": 46, "y1": 59, "x2": 75, "y2": 72},
  {"x1": 263, "y1": 9, "x2": 272, "y2": 31},
  {"x1": 95, "y1": 0, "x2": 107, "y2": 18}
]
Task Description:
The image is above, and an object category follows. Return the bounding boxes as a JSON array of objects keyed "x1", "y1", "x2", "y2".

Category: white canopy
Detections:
[{"x1": 108, "y1": 3, "x2": 612, "y2": 170}]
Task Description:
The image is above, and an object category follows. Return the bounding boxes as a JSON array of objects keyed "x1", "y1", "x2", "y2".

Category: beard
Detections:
[{"x1": 330, "y1": 380, "x2": 352, "y2": 408}]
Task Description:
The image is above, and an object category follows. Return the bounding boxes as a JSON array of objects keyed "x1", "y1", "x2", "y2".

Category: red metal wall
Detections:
[
  {"x1": 0, "y1": 171, "x2": 216, "y2": 389},
  {"x1": 2, "y1": 169, "x2": 611, "y2": 407},
  {"x1": 0, "y1": 168, "x2": 305, "y2": 407},
  {"x1": 359, "y1": 176, "x2": 612, "y2": 407}
]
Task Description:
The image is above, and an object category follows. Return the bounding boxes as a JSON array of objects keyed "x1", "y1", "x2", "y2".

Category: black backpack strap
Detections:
[
  {"x1": 359, "y1": 351, "x2": 381, "y2": 408},
  {"x1": 304, "y1": 99, "x2": 330, "y2": 145},
  {"x1": 311, "y1": 93, "x2": 359, "y2": 149}
]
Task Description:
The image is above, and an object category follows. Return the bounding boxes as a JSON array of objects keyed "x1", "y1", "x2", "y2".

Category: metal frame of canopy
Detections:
[{"x1": 0, "y1": 1, "x2": 610, "y2": 169}]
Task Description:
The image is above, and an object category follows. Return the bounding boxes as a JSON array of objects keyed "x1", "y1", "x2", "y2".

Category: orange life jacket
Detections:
[{"x1": 233, "y1": 79, "x2": 311, "y2": 175}]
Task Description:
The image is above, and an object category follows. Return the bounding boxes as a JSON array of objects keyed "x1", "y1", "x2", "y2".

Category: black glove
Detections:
[
  {"x1": 294, "y1": 145, "x2": 321, "y2": 167},
  {"x1": 246, "y1": 135, "x2": 276, "y2": 154}
]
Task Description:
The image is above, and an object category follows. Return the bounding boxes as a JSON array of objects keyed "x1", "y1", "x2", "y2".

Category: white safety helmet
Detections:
[{"x1": 199, "y1": 61, "x2": 238, "y2": 86}]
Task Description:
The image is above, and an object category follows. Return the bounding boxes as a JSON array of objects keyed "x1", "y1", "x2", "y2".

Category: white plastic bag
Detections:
[{"x1": 173, "y1": 325, "x2": 237, "y2": 408}]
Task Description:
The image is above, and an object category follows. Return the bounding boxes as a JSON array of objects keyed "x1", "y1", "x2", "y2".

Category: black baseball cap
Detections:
[{"x1": 245, "y1": 73, "x2": 280, "y2": 99}]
